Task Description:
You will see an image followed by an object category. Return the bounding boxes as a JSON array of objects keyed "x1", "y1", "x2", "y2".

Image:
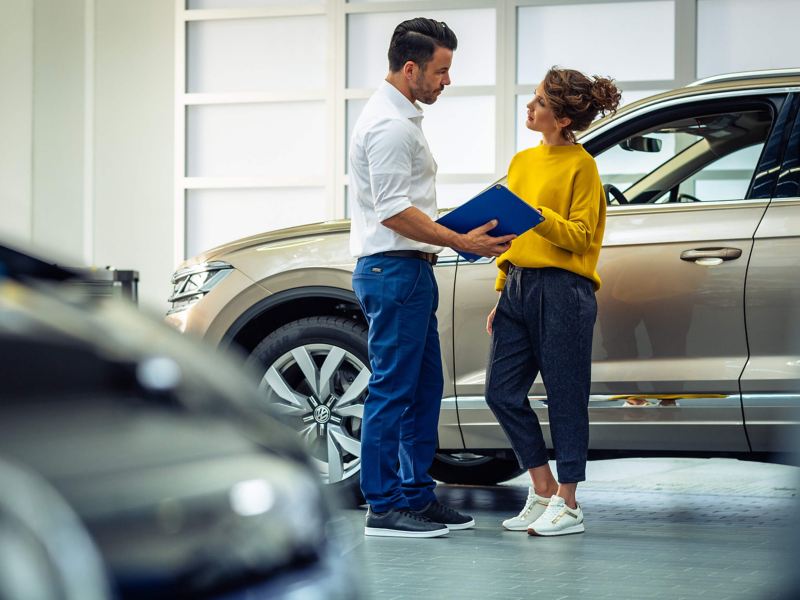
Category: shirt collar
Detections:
[{"x1": 379, "y1": 80, "x2": 424, "y2": 121}]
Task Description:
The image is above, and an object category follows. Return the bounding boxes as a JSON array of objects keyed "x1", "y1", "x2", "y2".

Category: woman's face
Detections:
[{"x1": 525, "y1": 82, "x2": 561, "y2": 136}]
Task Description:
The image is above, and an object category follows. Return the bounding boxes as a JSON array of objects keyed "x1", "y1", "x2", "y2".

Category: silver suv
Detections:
[{"x1": 166, "y1": 70, "x2": 800, "y2": 498}]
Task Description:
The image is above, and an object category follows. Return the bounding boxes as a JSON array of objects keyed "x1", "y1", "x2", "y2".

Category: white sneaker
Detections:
[
  {"x1": 527, "y1": 495, "x2": 585, "y2": 537},
  {"x1": 502, "y1": 487, "x2": 551, "y2": 531}
]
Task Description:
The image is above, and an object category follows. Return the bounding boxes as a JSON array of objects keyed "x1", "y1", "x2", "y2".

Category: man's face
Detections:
[{"x1": 410, "y1": 46, "x2": 453, "y2": 105}]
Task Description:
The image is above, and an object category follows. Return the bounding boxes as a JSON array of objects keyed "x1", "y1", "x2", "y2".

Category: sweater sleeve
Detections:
[{"x1": 534, "y1": 161, "x2": 602, "y2": 255}]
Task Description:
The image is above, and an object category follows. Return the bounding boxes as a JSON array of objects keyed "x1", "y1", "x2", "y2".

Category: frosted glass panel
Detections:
[
  {"x1": 187, "y1": 102, "x2": 326, "y2": 178},
  {"x1": 347, "y1": 96, "x2": 494, "y2": 174},
  {"x1": 436, "y1": 182, "x2": 490, "y2": 209},
  {"x1": 187, "y1": 16, "x2": 327, "y2": 93},
  {"x1": 186, "y1": 187, "x2": 327, "y2": 256},
  {"x1": 347, "y1": 9, "x2": 496, "y2": 88},
  {"x1": 514, "y1": 95, "x2": 542, "y2": 153},
  {"x1": 697, "y1": 0, "x2": 800, "y2": 78},
  {"x1": 346, "y1": 99, "x2": 367, "y2": 173},
  {"x1": 620, "y1": 90, "x2": 665, "y2": 107},
  {"x1": 188, "y1": 0, "x2": 324, "y2": 8},
  {"x1": 423, "y1": 96, "x2": 495, "y2": 174},
  {"x1": 518, "y1": 2, "x2": 674, "y2": 83}
]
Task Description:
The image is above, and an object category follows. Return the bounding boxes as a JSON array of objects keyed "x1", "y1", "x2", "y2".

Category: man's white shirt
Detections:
[{"x1": 349, "y1": 80, "x2": 443, "y2": 257}]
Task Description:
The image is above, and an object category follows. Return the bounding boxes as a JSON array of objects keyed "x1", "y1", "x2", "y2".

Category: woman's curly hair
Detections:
[{"x1": 542, "y1": 66, "x2": 622, "y2": 143}]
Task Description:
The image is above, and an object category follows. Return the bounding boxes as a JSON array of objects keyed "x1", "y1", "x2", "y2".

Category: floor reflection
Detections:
[{"x1": 340, "y1": 458, "x2": 799, "y2": 600}]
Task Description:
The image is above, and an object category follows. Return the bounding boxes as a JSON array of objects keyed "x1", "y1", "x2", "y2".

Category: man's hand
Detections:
[
  {"x1": 454, "y1": 220, "x2": 515, "y2": 258},
  {"x1": 381, "y1": 207, "x2": 515, "y2": 258}
]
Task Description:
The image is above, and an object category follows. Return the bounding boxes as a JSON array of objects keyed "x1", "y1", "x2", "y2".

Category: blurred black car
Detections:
[{"x1": 0, "y1": 243, "x2": 361, "y2": 600}]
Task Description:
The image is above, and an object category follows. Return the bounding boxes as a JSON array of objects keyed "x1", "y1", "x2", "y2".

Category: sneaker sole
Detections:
[
  {"x1": 445, "y1": 518, "x2": 475, "y2": 530},
  {"x1": 527, "y1": 523, "x2": 585, "y2": 537},
  {"x1": 502, "y1": 522, "x2": 534, "y2": 531},
  {"x1": 364, "y1": 526, "x2": 449, "y2": 538}
]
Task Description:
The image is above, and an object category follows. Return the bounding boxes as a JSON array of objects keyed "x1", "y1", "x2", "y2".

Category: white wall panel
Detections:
[
  {"x1": 30, "y1": 0, "x2": 87, "y2": 264},
  {"x1": 0, "y1": 0, "x2": 33, "y2": 243},
  {"x1": 186, "y1": 101, "x2": 326, "y2": 178},
  {"x1": 187, "y1": 16, "x2": 327, "y2": 93},
  {"x1": 347, "y1": 9, "x2": 496, "y2": 88},
  {"x1": 518, "y1": 2, "x2": 675, "y2": 83},
  {"x1": 94, "y1": 0, "x2": 175, "y2": 312}
]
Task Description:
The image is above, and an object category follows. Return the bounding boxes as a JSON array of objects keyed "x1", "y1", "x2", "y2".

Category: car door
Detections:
[
  {"x1": 741, "y1": 93, "x2": 800, "y2": 452},
  {"x1": 452, "y1": 91, "x2": 791, "y2": 454}
]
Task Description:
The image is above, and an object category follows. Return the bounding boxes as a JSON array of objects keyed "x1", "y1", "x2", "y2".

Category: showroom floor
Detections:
[{"x1": 334, "y1": 458, "x2": 799, "y2": 600}]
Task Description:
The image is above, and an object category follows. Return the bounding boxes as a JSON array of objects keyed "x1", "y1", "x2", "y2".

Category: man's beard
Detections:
[{"x1": 413, "y1": 73, "x2": 443, "y2": 105}]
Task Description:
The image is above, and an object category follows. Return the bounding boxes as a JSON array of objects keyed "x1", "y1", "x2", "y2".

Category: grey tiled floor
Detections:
[{"x1": 334, "y1": 458, "x2": 800, "y2": 600}]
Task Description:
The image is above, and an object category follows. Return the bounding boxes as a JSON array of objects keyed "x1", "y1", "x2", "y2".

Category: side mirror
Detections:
[{"x1": 619, "y1": 136, "x2": 662, "y2": 152}]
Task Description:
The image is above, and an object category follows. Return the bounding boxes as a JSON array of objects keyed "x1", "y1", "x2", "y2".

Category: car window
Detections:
[
  {"x1": 595, "y1": 131, "x2": 703, "y2": 192},
  {"x1": 595, "y1": 108, "x2": 772, "y2": 204},
  {"x1": 650, "y1": 142, "x2": 766, "y2": 203}
]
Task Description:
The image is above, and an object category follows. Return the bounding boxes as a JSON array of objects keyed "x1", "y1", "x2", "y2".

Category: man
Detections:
[{"x1": 349, "y1": 17, "x2": 514, "y2": 538}]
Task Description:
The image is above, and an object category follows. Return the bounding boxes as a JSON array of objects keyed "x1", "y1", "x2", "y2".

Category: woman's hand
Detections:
[{"x1": 486, "y1": 304, "x2": 497, "y2": 335}]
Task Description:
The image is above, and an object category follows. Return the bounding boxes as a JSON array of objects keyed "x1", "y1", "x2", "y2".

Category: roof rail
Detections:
[{"x1": 687, "y1": 68, "x2": 800, "y2": 87}]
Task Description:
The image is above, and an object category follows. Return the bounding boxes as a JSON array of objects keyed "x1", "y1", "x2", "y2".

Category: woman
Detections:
[{"x1": 485, "y1": 67, "x2": 620, "y2": 536}]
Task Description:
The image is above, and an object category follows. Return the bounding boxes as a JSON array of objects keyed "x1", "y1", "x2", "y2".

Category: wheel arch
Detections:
[{"x1": 220, "y1": 286, "x2": 366, "y2": 356}]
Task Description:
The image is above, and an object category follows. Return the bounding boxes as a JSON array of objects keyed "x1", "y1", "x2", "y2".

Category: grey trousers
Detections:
[{"x1": 485, "y1": 266, "x2": 597, "y2": 483}]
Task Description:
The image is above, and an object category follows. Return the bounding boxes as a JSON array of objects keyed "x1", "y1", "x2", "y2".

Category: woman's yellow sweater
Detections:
[{"x1": 495, "y1": 143, "x2": 606, "y2": 291}]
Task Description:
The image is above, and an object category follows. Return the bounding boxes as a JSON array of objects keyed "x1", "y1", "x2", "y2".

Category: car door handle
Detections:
[{"x1": 680, "y1": 247, "x2": 742, "y2": 263}]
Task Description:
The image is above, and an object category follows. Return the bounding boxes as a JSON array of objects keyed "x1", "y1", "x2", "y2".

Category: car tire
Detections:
[
  {"x1": 247, "y1": 316, "x2": 369, "y2": 505},
  {"x1": 429, "y1": 452, "x2": 524, "y2": 486}
]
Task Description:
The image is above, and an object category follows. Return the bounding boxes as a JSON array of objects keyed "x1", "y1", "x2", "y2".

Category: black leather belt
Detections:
[{"x1": 374, "y1": 250, "x2": 438, "y2": 265}]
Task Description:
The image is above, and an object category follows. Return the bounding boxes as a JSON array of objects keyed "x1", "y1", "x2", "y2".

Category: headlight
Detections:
[{"x1": 167, "y1": 261, "x2": 233, "y2": 314}]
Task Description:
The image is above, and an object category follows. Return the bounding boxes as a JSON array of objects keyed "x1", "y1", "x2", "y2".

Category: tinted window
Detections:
[{"x1": 595, "y1": 108, "x2": 772, "y2": 204}]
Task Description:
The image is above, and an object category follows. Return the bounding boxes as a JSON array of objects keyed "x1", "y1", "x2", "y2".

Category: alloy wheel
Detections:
[{"x1": 259, "y1": 343, "x2": 369, "y2": 484}]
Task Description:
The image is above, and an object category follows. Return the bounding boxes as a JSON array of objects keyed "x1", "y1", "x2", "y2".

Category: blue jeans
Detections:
[
  {"x1": 485, "y1": 266, "x2": 597, "y2": 483},
  {"x1": 352, "y1": 255, "x2": 443, "y2": 512}
]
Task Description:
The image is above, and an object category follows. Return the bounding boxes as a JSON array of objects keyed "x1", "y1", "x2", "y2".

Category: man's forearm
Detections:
[
  {"x1": 382, "y1": 206, "x2": 464, "y2": 249},
  {"x1": 381, "y1": 206, "x2": 513, "y2": 258}
]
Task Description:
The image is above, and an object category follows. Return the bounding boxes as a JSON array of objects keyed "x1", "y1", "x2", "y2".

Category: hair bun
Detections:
[{"x1": 591, "y1": 76, "x2": 621, "y2": 116}]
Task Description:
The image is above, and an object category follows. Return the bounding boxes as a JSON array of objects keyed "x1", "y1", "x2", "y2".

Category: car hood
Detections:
[{"x1": 188, "y1": 220, "x2": 352, "y2": 267}]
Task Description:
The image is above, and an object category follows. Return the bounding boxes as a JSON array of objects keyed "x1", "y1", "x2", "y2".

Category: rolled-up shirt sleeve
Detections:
[{"x1": 364, "y1": 119, "x2": 415, "y2": 222}]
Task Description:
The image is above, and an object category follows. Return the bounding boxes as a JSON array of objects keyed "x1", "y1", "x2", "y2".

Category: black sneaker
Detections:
[
  {"x1": 364, "y1": 507, "x2": 449, "y2": 538},
  {"x1": 412, "y1": 501, "x2": 475, "y2": 530}
]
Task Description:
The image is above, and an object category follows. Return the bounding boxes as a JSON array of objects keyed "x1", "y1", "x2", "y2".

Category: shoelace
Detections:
[
  {"x1": 397, "y1": 509, "x2": 435, "y2": 523},
  {"x1": 432, "y1": 502, "x2": 462, "y2": 520},
  {"x1": 515, "y1": 493, "x2": 538, "y2": 519}
]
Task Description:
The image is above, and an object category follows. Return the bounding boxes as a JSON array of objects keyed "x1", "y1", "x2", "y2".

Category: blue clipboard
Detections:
[{"x1": 436, "y1": 184, "x2": 544, "y2": 262}]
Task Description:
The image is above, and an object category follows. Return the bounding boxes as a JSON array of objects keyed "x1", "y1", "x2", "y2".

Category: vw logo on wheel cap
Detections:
[{"x1": 313, "y1": 404, "x2": 332, "y2": 424}]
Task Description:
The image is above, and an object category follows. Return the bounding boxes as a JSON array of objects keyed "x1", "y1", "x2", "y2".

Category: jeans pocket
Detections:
[{"x1": 397, "y1": 261, "x2": 424, "y2": 306}]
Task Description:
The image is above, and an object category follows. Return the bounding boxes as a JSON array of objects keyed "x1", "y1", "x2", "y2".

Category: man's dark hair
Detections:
[{"x1": 388, "y1": 18, "x2": 458, "y2": 73}]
